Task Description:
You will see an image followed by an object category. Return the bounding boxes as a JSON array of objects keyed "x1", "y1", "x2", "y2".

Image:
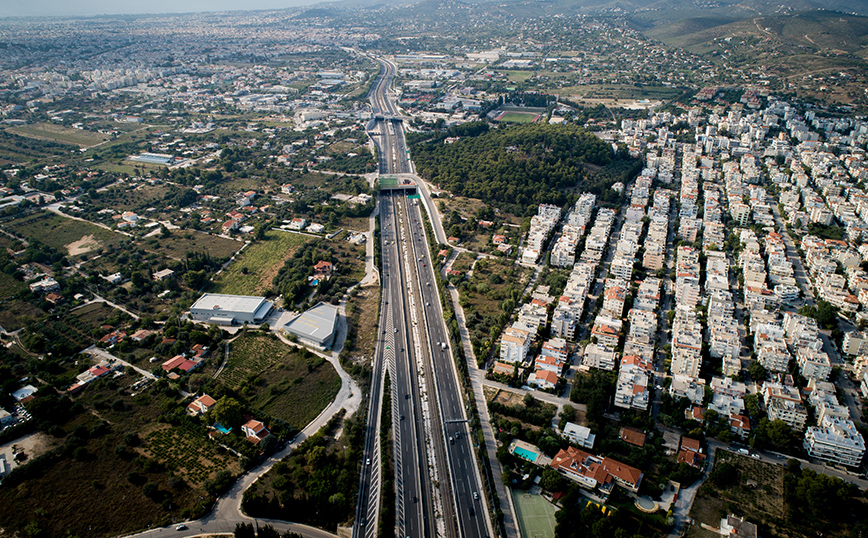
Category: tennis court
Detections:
[{"x1": 513, "y1": 489, "x2": 558, "y2": 538}]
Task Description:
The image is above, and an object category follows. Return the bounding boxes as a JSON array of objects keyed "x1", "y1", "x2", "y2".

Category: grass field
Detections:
[
  {"x1": 220, "y1": 332, "x2": 340, "y2": 429},
  {"x1": 344, "y1": 285, "x2": 380, "y2": 364},
  {"x1": 0, "y1": 299, "x2": 42, "y2": 332},
  {"x1": 71, "y1": 301, "x2": 132, "y2": 329},
  {"x1": 513, "y1": 489, "x2": 558, "y2": 538},
  {"x1": 0, "y1": 271, "x2": 26, "y2": 300},
  {"x1": 498, "y1": 112, "x2": 540, "y2": 123},
  {"x1": 0, "y1": 129, "x2": 75, "y2": 162},
  {"x1": 4, "y1": 211, "x2": 125, "y2": 257},
  {"x1": 142, "y1": 230, "x2": 242, "y2": 261},
  {"x1": 8, "y1": 123, "x2": 108, "y2": 147},
  {"x1": 212, "y1": 230, "x2": 312, "y2": 296},
  {"x1": 496, "y1": 70, "x2": 536, "y2": 83}
]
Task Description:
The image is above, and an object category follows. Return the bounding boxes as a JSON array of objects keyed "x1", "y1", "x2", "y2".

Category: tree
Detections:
[
  {"x1": 234, "y1": 522, "x2": 256, "y2": 538},
  {"x1": 211, "y1": 396, "x2": 244, "y2": 430},
  {"x1": 748, "y1": 361, "x2": 767, "y2": 382},
  {"x1": 540, "y1": 467, "x2": 567, "y2": 492}
]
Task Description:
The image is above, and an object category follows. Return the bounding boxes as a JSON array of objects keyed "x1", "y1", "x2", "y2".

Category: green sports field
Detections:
[
  {"x1": 498, "y1": 111, "x2": 539, "y2": 123},
  {"x1": 513, "y1": 489, "x2": 558, "y2": 538}
]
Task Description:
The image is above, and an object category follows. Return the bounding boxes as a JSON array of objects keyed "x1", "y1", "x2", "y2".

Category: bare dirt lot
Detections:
[
  {"x1": 486, "y1": 387, "x2": 526, "y2": 407},
  {"x1": 66, "y1": 234, "x2": 100, "y2": 256},
  {"x1": 0, "y1": 431, "x2": 59, "y2": 472}
]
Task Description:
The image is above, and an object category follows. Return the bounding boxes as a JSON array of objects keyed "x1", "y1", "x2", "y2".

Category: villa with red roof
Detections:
[
  {"x1": 162, "y1": 355, "x2": 202, "y2": 374},
  {"x1": 241, "y1": 419, "x2": 270, "y2": 444},
  {"x1": 187, "y1": 394, "x2": 217, "y2": 416},
  {"x1": 549, "y1": 446, "x2": 643, "y2": 493}
]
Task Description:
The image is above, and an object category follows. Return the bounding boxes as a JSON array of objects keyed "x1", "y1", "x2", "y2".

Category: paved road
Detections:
[{"x1": 447, "y1": 282, "x2": 521, "y2": 538}]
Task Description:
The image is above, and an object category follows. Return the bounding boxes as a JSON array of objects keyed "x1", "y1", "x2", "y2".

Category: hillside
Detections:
[
  {"x1": 643, "y1": 10, "x2": 868, "y2": 57},
  {"x1": 410, "y1": 122, "x2": 639, "y2": 217}
]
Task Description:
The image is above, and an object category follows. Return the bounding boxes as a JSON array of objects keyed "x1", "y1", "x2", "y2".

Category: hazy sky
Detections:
[{"x1": 1, "y1": 0, "x2": 320, "y2": 18}]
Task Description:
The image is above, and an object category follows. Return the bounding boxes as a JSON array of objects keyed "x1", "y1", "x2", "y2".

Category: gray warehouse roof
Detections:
[
  {"x1": 191, "y1": 294, "x2": 269, "y2": 315},
  {"x1": 283, "y1": 302, "x2": 338, "y2": 345}
]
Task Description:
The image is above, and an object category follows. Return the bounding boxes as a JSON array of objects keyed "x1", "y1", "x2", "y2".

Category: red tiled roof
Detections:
[
  {"x1": 681, "y1": 437, "x2": 701, "y2": 452},
  {"x1": 619, "y1": 426, "x2": 646, "y2": 447}
]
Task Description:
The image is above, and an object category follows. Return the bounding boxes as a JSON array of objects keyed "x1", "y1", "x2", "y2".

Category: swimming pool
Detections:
[
  {"x1": 213, "y1": 423, "x2": 231, "y2": 434},
  {"x1": 513, "y1": 446, "x2": 539, "y2": 462}
]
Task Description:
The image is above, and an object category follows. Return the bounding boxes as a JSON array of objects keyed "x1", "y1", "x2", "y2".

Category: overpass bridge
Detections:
[{"x1": 377, "y1": 174, "x2": 417, "y2": 192}]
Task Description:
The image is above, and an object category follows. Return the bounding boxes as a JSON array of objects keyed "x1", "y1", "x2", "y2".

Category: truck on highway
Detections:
[{"x1": 440, "y1": 342, "x2": 447, "y2": 350}]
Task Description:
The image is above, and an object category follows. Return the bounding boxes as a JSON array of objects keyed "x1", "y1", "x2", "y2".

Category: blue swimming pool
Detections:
[
  {"x1": 513, "y1": 446, "x2": 539, "y2": 462},
  {"x1": 214, "y1": 423, "x2": 231, "y2": 434}
]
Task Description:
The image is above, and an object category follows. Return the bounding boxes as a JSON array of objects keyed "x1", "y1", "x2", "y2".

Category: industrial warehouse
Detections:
[{"x1": 188, "y1": 293, "x2": 274, "y2": 325}]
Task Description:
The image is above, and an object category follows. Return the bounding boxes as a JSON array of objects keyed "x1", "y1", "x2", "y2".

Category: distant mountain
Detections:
[
  {"x1": 642, "y1": 9, "x2": 868, "y2": 58},
  {"x1": 324, "y1": 0, "x2": 868, "y2": 18}
]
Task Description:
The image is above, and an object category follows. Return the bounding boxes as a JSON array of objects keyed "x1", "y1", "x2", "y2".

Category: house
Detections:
[
  {"x1": 528, "y1": 369, "x2": 559, "y2": 390},
  {"x1": 562, "y1": 422, "x2": 595, "y2": 449},
  {"x1": 154, "y1": 268, "x2": 175, "y2": 281},
  {"x1": 619, "y1": 426, "x2": 646, "y2": 447},
  {"x1": 29, "y1": 277, "x2": 60, "y2": 294},
  {"x1": 287, "y1": 218, "x2": 306, "y2": 230},
  {"x1": 0, "y1": 408, "x2": 14, "y2": 427},
  {"x1": 313, "y1": 260, "x2": 334, "y2": 279},
  {"x1": 491, "y1": 361, "x2": 517, "y2": 377},
  {"x1": 222, "y1": 219, "x2": 240, "y2": 232},
  {"x1": 161, "y1": 355, "x2": 202, "y2": 374},
  {"x1": 187, "y1": 394, "x2": 217, "y2": 416},
  {"x1": 11, "y1": 385, "x2": 37, "y2": 403},
  {"x1": 130, "y1": 329, "x2": 155, "y2": 342},
  {"x1": 241, "y1": 419, "x2": 270, "y2": 444},
  {"x1": 720, "y1": 515, "x2": 758, "y2": 538},
  {"x1": 535, "y1": 354, "x2": 565, "y2": 374},
  {"x1": 677, "y1": 437, "x2": 705, "y2": 468},
  {"x1": 100, "y1": 330, "x2": 127, "y2": 345},
  {"x1": 730, "y1": 414, "x2": 752, "y2": 439},
  {"x1": 549, "y1": 446, "x2": 643, "y2": 493}
]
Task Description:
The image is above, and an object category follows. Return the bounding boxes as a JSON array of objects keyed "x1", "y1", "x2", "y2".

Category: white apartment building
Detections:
[
  {"x1": 796, "y1": 348, "x2": 832, "y2": 381},
  {"x1": 562, "y1": 422, "x2": 596, "y2": 449},
  {"x1": 614, "y1": 355, "x2": 652, "y2": 411},
  {"x1": 582, "y1": 343, "x2": 616, "y2": 371},
  {"x1": 804, "y1": 416, "x2": 865, "y2": 467},
  {"x1": 500, "y1": 325, "x2": 532, "y2": 364},
  {"x1": 763, "y1": 382, "x2": 808, "y2": 431}
]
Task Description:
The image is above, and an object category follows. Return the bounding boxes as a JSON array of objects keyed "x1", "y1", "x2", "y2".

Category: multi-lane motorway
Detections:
[{"x1": 355, "y1": 56, "x2": 492, "y2": 538}]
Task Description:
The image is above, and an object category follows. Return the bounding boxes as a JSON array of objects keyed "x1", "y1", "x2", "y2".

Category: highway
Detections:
[{"x1": 355, "y1": 55, "x2": 492, "y2": 538}]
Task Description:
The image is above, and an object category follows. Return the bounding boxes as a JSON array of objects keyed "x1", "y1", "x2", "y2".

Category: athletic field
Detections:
[
  {"x1": 496, "y1": 111, "x2": 539, "y2": 123},
  {"x1": 513, "y1": 490, "x2": 558, "y2": 538}
]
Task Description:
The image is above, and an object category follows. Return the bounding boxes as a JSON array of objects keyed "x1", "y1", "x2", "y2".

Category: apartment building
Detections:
[
  {"x1": 614, "y1": 355, "x2": 652, "y2": 411},
  {"x1": 582, "y1": 343, "x2": 616, "y2": 371},
  {"x1": 763, "y1": 382, "x2": 808, "y2": 431},
  {"x1": 804, "y1": 416, "x2": 866, "y2": 467}
]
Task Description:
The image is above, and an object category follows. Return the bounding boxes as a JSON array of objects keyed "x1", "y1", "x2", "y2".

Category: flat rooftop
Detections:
[
  {"x1": 191, "y1": 294, "x2": 268, "y2": 314},
  {"x1": 283, "y1": 302, "x2": 338, "y2": 344}
]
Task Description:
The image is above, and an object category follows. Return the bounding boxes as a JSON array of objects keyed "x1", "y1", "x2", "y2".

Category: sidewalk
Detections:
[{"x1": 447, "y1": 282, "x2": 520, "y2": 538}]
